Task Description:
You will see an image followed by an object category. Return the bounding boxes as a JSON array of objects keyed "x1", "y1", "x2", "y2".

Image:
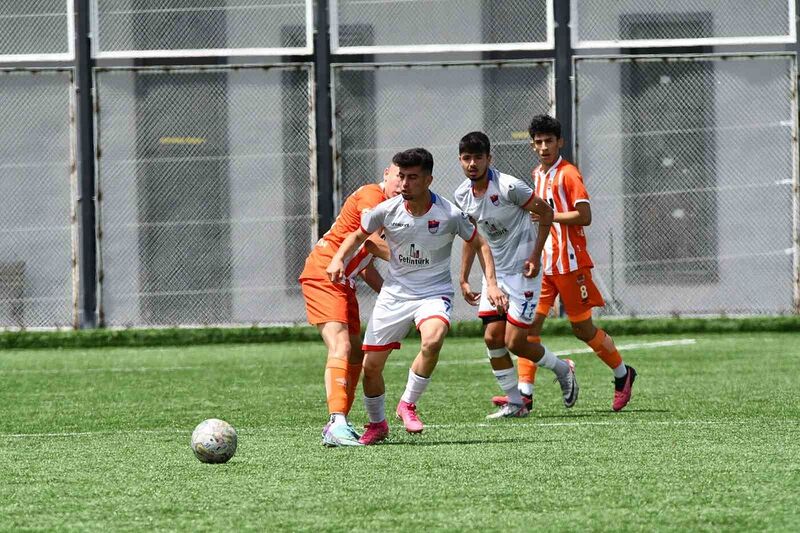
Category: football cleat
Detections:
[
  {"x1": 612, "y1": 365, "x2": 637, "y2": 412},
  {"x1": 486, "y1": 403, "x2": 530, "y2": 419},
  {"x1": 395, "y1": 401, "x2": 424, "y2": 433},
  {"x1": 491, "y1": 392, "x2": 534, "y2": 409},
  {"x1": 322, "y1": 422, "x2": 363, "y2": 447},
  {"x1": 555, "y1": 358, "x2": 579, "y2": 408},
  {"x1": 358, "y1": 420, "x2": 390, "y2": 445}
]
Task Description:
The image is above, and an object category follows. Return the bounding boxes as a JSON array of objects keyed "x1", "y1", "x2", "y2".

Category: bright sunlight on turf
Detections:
[{"x1": 1, "y1": 332, "x2": 798, "y2": 531}]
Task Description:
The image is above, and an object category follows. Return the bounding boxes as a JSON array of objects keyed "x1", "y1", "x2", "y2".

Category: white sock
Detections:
[
  {"x1": 330, "y1": 413, "x2": 347, "y2": 426},
  {"x1": 400, "y1": 370, "x2": 431, "y2": 404},
  {"x1": 363, "y1": 394, "x2": 386, "y2": 423},
  {"x1": 518, "y1": 381, "x2": 534, "y2": 397},
  {"x1": 613, "y1": 363, "x2": 628, "y2": 379},
  {"x1": 536, "y1": 346, "x2": 569, "y2": 378},
  {"x1": 493, "y1": 368, "x2": 523, "y2": 405}
]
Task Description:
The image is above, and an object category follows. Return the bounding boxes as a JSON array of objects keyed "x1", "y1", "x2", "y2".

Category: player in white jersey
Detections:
[
  {"x1": 454, "y1": 132, "x2": 579, "y2": 418},
  {"x1": 327, "y1": 148, "x2": 507, "y2": 445}
]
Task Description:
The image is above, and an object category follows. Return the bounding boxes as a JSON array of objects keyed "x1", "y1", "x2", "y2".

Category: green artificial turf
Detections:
[{"x1": 1, "y1": 332, "x2": 798, "y2": 531}]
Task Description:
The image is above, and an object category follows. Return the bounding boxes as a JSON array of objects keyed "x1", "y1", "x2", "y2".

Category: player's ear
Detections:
[{"x1": 557, "y1": 137, "x2": 565, "y2": 149}]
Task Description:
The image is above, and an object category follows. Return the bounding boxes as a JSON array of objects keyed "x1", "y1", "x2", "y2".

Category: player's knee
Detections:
[
  {"x1": 505, "y1": 329, "x2": 529, "y2": 355},
  {"x1": 362, "y1": 357, "x2": 385, "y2": 376},
  {"x1": 484, "y1": 329, "x2": 504, "y2": 348},
  {"x1": 571, "y1": 322, "x2": 595, "y2": 342},
  {"x1": 420, "y1": 336, "x2": 444, "y2": 357}
]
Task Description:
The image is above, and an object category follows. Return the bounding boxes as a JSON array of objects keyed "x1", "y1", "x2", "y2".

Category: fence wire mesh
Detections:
[
  {"x1": 94, "y1": 0, "x2": 309, "y2": 55},
  {"x1": 95, "y1": 65, "x2": 314, "y2": 327},
  {"x1": 0, "y1": 1, "x2": 70, "y2": 58},
  {"x1": 333, "y1": 61, "x2": 553, "y2": 322},
  {"x1": 0, "y1": 69, "x2": 75, "y2": 329},
  {"x1": 573, "y1": 0, "x2": 793, "y2": 46},
  {"x1": 333, "y1": 0, "x2": 549, "y2": 51},
  {"x1": 575, "y1": 54, "x2": 796, "y2": 316}
]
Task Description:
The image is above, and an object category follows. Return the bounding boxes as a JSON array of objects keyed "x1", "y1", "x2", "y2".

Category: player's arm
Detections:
[
  {"x1": 459, "y1": 240, "x2": 480, "y2": 306},
  {"x1": 553, "y1": 202, "x2": 591, "y2": 226},
  {"x1": 363, "y1": 234, "x2": 390, "y2": 262},
  {"x1": 468, "y1": 234, "x2": 508, "y2": 312},
  {"x1": 524, "y1": 196, "x2": 553, "y2": 279},
  {"x1": 359, "y1": 260, "x2": 383, "y2": 293},
  {"x1": 326, "y1": 228, "x2": 371, "y2": 283}
]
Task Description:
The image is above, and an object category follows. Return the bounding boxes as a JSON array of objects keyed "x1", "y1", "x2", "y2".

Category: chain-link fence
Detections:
[
  {"x1": 0, "y1": 1, "x2": 72, "y2": 60},
  {"x1": 572, "y1": 0, "x2": 794, "y2": 47},
  {"x1": 575, "y1": 54, "x2": 797, "y2": 316},
  {"x1": 93, "y1": 0, "x2": 311, "y2": 56},
  {"x1": 333, "y1": 61, "x2": 553, "y2": 322},
  {"x1": 332, "y1": 0, "x2": 551, "y2": 52},
  {"x1": 0, "y1": 69, "x2": 76, "y2": 329},
  {"x1": 95, "y1": 65, "x2": 314, "y2": 327}
]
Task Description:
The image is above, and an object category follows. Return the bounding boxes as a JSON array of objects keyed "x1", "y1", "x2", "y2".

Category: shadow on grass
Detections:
[
  {"x1": 379, "y1": 436, "x2": 550, "y2": 447},
  {"x1": 535, "y1": 408, "x2": 669, "y2": 418}
]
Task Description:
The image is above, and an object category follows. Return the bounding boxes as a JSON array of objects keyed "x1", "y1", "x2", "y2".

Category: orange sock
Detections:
[
  {"x1": 587, "y1": 329, "x2": 623, "y2": 369},
  {"x1": 519, "y1": 335, "x2": 540, "y2": 383},
  {"x1": 345, "y1": 363, "x2": 362, "y2": 415},
  {"x1": 324, "y1": 358, "x2": 349, "y2": 415}
]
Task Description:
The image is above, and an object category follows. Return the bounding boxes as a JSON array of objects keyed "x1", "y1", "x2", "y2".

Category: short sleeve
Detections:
[
  {"x1": 455, "y1": 210, "x2": 477, "y2": 242},
  {"x1": 355, "y1": 185, "x2": 385, "y2": 212},
  {"x1": 360, "y1": 201, "x2": 386, "y2": 234},
  {"x1": 506, "y1": 177, "x2": 535, "y2": 208},
  {"x1": 562, "y1": 169, "x2": 590, "y2": 205}
]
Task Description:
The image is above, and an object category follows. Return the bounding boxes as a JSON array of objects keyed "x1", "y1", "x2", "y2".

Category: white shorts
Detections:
[
  {"x1": 362, "y1": 291, "x2": 453, "y2": 351},
  {"x1": 478, "y1": 272, "x2": 542, "y2": 327}
]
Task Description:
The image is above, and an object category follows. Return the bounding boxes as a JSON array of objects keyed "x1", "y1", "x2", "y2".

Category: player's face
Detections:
[
  {"x1": 531, "y1": 133, "x2": 564, "y2": 166},
  {"x1": 383, "y1": 164, "x2": 402, "y2": 198},
  {"x1": 398, "y1": 165, "x2": 432, "y2": 201},
  {"x1": 459, "y1": 152, "x2": 491, "y2": 181}
]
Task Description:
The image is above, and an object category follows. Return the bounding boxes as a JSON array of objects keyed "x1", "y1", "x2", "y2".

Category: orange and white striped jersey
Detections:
[
  {"x1": 299, "y1": 183, "x2": 386, "y2": 285},
  {"x1": 533, "y1": 157, "x2": 593, "y2": 275}
]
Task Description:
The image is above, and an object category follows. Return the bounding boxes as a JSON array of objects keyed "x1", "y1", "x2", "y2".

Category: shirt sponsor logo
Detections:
[
  {"x1": 391, "y1": 222, "x2": 411, "y2": 228},
  {"x1": 398, "y1": 243, "x2": 430, "y2": 265}
]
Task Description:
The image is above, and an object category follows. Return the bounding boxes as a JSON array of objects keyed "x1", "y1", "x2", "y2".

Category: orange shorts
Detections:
[
  {"x1": 535, "y1": 267, "x2": 605, "y2": 322},
  {"x1": 300, "y1": 278, "x2": 361, "y2": 334}
]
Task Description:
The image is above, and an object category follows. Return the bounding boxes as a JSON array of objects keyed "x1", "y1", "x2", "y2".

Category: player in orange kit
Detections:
[
  {"x1": 492, "y1": 115, "x2": 637, "y2": 412},
  {"x1": 299, "y1": 163, "x2": 402, "y2": 446}
]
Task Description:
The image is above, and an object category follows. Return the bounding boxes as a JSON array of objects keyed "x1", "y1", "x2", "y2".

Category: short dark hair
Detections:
[
  {"x1": 392, "y1": 148, "x2": 434, "y2": 174},
  {"x1": 459, "y1": 131, "x2": 491, "y2": 155},
  {"x1": 528, "y1": 114, "x2": 562, "y2": 139}
]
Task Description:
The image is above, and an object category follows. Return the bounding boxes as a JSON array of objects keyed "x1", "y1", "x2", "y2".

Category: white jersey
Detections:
[
  {"x1": 453, "y1": 168, "x2": 536, "y2": 275},
  {"x1": 361, "y1": 192, "x2": 476, "y2": 299}
]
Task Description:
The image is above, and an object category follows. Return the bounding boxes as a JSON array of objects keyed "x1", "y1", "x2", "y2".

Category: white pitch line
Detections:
[
  {"x1": 0, "y1": 364, "x2": 260, "y2": 375},
  {"x1": 391, "y1": 338, "x2": 696, "y2": 366}
]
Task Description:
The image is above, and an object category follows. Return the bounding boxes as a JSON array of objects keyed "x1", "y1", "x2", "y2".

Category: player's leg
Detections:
[
  {"x1": 560, "y1": 268, "x2": 636, "y2": 411},
  {"x1": 477, "y1": 282, "x2": 530, "y2": 413},
  {"x1": 503, "y1": 274, "x2": 578, "y2": 408},
  {"x1": 301, "y1": 279, "x2": 362, "y2": 446},
  {"x1": 484, "y1": 317, "x2": 529, "y2": 419},
  {"x1": 395, "y1": 297, "x2": 451, "y2": 433},
  {"x1": 344, "y1": 291, "x2": 364, "y2": 416},
  {"x1": 358, "y1": 292, "x2": 409, "y2": 445}
]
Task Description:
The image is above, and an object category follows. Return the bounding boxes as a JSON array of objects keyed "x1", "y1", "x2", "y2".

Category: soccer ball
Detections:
[{"x1": 191, "y1": 418, "x2": 237, "y2": 464}]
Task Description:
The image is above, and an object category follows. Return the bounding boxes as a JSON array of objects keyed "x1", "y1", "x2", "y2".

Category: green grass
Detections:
[{"x1": 1, "y1": 332, "x2": 799, "y2": 531}]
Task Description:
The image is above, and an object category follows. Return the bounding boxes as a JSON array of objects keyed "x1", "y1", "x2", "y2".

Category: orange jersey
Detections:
[
  {"x1": 299, "y1": 183, "x2": 386, "y2": 283},
  {"x1": 533, "y1": 157, "x2": 593, "y2": 275}
]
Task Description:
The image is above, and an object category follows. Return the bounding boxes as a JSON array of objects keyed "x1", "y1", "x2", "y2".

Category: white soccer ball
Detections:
[{"x1": 191, "y1": 418, "x2": 237, "y2": 464}]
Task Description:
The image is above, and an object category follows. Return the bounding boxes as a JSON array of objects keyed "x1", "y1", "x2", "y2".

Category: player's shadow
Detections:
[
  {"x1": 536, "y1": 408, "x2": 669, "y2": 418},
  {"x1": 380, "y1": 436, "x2": 548, "y2": 447}
]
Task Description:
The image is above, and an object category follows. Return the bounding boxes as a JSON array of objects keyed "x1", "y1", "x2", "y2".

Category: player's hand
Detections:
[
  {"x1": 460, "y1": 281, "x2": 480, "y2": 306},
  {"x1": 486, "y1": 284, "x2": 508, "y2": 313},
  {"x1": 523, "y1": 257, "x2": 541, "y2": 278},
  {"x1": 326, "y1": 258, "x2": 346, "y2": 283},
  {"x1": 530, "y1": 212, "x2": 541, "y2": 223}
]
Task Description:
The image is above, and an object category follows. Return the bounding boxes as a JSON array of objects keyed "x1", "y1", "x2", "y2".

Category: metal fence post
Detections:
[
  {"x1": 74, "y1": 0, "x2": 97, "y2": 328},
  {"x1": 315, "y1": 0, "x2": 334, "y2": 237}
]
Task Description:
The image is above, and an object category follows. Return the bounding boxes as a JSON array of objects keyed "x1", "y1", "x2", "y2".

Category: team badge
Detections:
[
  {"x1": 428, "y1": 220, "x2": 440, "y2": 234},
  {"x1": 576, "y1": 274, "x2": 585, "y2": 284},
  {"x1": 524, "y1": 291, "x2": 534, "y2": 300},
  {"x1": 490, "y1": 194, "x2": 499, "y2": 206}
]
